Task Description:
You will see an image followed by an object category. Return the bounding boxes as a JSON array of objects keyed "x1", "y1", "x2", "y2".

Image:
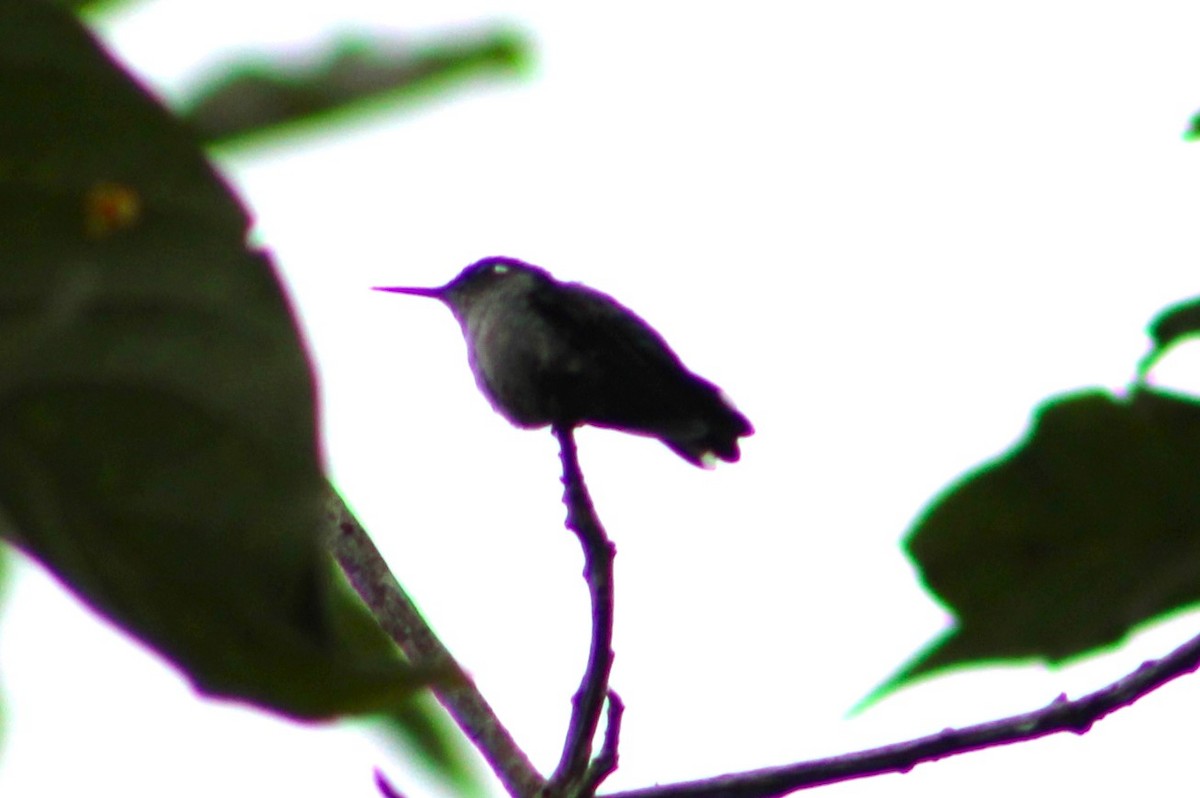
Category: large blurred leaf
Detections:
[
  {"x1": 180, "y1": 29, "x2": 531, "y2": 146},
  {"x1": 0, "y1": 0, "x2": 427, "y2": 719},
  {"x1": 878, "y1": 387, "x2": 1200, "y2": 697}
]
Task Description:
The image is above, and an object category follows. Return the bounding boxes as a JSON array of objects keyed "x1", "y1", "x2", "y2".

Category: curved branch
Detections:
[
  {"x1": 602, "y1": 628, "x2": 1200, "y2": 798},
  {"x1": 548, "y1": 424, "x2": 619, "y2": 795}
]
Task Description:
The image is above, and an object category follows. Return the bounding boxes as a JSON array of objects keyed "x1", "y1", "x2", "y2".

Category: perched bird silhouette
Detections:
[{"x1": 374, "y1": 256, "x2": 753, "y2": 466}]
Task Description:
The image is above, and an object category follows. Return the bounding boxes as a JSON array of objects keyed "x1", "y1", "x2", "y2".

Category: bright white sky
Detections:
[{"x1": 5, "y1": 2, "x2": 1200, "y2": 796}]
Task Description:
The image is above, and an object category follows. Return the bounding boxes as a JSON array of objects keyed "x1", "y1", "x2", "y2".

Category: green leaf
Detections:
[
  {"x1": 179, "y1": 30, "x2": 532, "y2": 147},
  {"x1": 1185, "y1": 109, "x2": 1200, "y2": 142},
  {"x1": 876, "y1": 388, "x2": 1200, "y2": 700},
  {"x1": 0, "y1": 0, "x2": 425, "y2": 720},
  {"x1": 1140, "y1": 296, "x2": 1200, "y2": 376},
  {"x1": 372, "y1": 692, "x2": 487, "y2": 797},
  {"x1": 58, "y1": 0, "x2": 139, "y2": 15}
]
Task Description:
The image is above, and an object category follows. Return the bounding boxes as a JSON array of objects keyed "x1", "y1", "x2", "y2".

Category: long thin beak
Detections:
[{"x1": 372, "y1": 285, "x2": 445, "y2": 299}]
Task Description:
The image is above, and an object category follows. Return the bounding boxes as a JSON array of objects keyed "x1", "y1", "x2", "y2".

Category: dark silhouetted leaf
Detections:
[
  {"x1": 877, "y1": 388, "x2": 1200, "y2": 699},
  {"x1": 179, "y1": 30, "x2": 532, "y2": 146},
  {"x1": 1141, "y1": 296, "x2": 1200, "y2": 375},
  {"x1": 0, "y1": 0, "x2": 428, "y2": 720}
]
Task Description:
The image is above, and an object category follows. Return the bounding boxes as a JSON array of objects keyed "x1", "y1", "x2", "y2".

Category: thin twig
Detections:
[
  {"x1": 548, "y1": 425, "x2": 619, "y2": 795},
  {"x1": 602, "y1": 628, "x2": 1200, "y2": 798},
  {"x1": 324, "y1": 486, "x2": 546, "y2": 798},
  {"x1": 373, "y1": 768, "x2": 406, "y2": 798},
  {"x1": 580, "y1": 690, "x2": 625, "y2": 796}
]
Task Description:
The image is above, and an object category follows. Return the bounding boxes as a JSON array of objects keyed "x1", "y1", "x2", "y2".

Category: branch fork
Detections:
[{"x1": 328, "y1": 443, "x2": 1200, "y2": 798}]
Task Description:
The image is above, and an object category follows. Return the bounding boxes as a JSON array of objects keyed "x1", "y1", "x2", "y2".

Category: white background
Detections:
[{"x1": 4, "y1": 2, "x2": 1200, "y2": 796}]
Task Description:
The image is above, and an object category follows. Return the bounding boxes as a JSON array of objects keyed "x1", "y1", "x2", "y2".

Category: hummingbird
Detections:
[{"x1": 374, "y1": 256, "x2": 753, "y2": 466}]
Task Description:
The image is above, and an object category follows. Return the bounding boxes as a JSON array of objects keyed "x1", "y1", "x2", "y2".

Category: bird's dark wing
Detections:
[{"x1": 526, "y1": 280, "x2": 752, "y2": 462}]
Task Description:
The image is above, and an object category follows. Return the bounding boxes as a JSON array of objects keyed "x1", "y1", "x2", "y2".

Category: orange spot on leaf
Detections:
[{"x1": 85, "y1": 181, "x2": 141, "y2": 238}]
